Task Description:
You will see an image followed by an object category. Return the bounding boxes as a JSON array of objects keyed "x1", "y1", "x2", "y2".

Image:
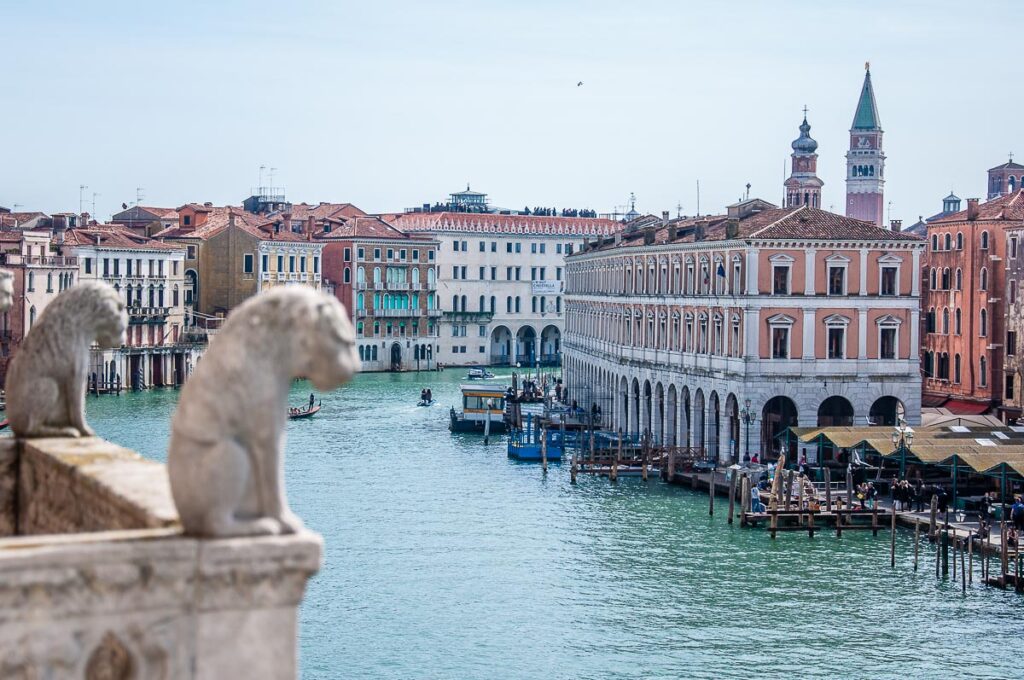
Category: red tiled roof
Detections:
[
  {"x1": 390, "y1": 211, "x2": 620, "y2": 236},
  {"x1": 287, "y1": 202, "x2": 367, "y2": 221},
  {"x1": 929, "y1": 189, "x2": 1024, "y2": 225},
  {"x1": 134, "y1": 206, "x2": 179, "y2": 219},
  {"x1": 153, "y1": 207, "x2": 263, "y2": 240},
  {"x1": 587, "y1": 204, "x2": 921, "y2": 252},
  {"x1": 316, "y1": 216, "x2": 429, "y2": 241},
  {"x1": 63, "y1": 225, "x2": 184, "y2": 251}
]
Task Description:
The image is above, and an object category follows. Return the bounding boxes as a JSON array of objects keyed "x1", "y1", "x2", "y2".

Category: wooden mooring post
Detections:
[
  {"x1": 929, "y1": 496, "x2": 938, "y2": 540},
  {"x1": 935, "y1": 534, "x2": 940, "y2": 579},
  {"x1": 570, "y1": 450, "x2": 578, "y2": 484},
  {"x1": 667, "y1": 451, "x2": 676, "y2": 482},
  {"x1": 540, "y1": 428, "x2": 548, "y2": 475},
  {"x1": 871, "y1": 500, "x2": 879, "y2": 537},
  {"x1": 641, "y1": 438, "x2": 648, "y2": 482},
  {"x1": 952, "y1": 534, "x2": 957, "y2": 580},
  {"x1": 708, "y1": 471, "x2": 715, "y2": 517},
  {"x1": 1002, "y1": 522, "x2": 1009, "y2": 585},
  {"x1": 740, "y1": 474, "x2": 750, "y2": 528},
  {"x1": 846, "y1": 466, "x2": 853, "y2": 510},
  {"x1": 942, "y1": 527, "x2": 949, "y2": 578},
  {"x1": 784, "y1": 470, "x2": 794, "y2": 511},
  {"x1": 961, "y1": 537, "x2": 967, "y2": 593},
  {"x1": 727, "y1": 471, "x2": 737, "y2": 525},
  {"x1": 914, "y1": 522, "x2": 920, "y2": 572},
  {"x1": 611, "y1": 430, "x2": 621, "y2": 483},
  {"x1": 890, "y1": 502, "x2": 897, "y2": 568},
  {"x1": 968, "y1": 531, "x2": 973, "y2": 584},
  {"x1": 824, "y1": 467, "x2": 832, "y2": 514}
]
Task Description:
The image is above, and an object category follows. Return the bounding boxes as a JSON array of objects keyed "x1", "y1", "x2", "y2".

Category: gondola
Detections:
[{"x1": 288, "y1": 401, "x2": 321, "y2": 420}]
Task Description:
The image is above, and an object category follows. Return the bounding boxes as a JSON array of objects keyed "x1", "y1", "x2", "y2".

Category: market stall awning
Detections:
[
  {"x1": 922, "y1": 394, "x2": 949, "y2": 408},
  {"x1": 945, "y1": 399, "x2": 992, "y2": 415}
]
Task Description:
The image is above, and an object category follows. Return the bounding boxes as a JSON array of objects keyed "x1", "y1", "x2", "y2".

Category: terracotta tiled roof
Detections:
[
  {"x1": 390, "y1": 211, "x2": 620, "y2": 236},
  {"x1": 586, "y1": 204, "x2": 921, "y2": 252},
  {"x1": 928, "y1": 190, "x2": 1024, "y2": 224},
  {"x1": 989, "y1": 161, "x2": 1024, "y2": 171},
  {"x1": 0, "y1": 211, "x2": 47, "y2": 227},
  {"x1": 63, "y1": 225, "x2": 184, "y2": 251},
  {"x1": 153, "y1": 207, "x2": 263, "y2": 240},
  {"x1": 287, "y1": 202, "x2": 367, "y2": 221},
  {"x1": 134, "y1": 206, "x2": 179, "y2": 219},
  {"x1": 316, "y1": 216, "x2": 431, "y2": 241}
]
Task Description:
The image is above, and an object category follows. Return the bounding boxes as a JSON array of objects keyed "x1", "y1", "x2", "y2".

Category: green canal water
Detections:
[{"x1": 87, "y1": 371, "x2": 1024, "y2": 679}]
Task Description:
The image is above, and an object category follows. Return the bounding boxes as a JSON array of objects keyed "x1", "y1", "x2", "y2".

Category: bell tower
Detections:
[
  {"x1": 784, "y1": 108, "x2": 823, "y2": 208},
  {"x1": 845, "y1": 63, "x2": 885, "y2": 226}
]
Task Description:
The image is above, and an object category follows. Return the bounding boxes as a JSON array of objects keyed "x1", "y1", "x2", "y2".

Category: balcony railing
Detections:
[
  {"x1": 128, "y1": 306, "x2": 171, "y2": 319},
  {"x1": 0, "y1": 254, "x2": 78, "y2": 267},
  {"x1": 443, "y1": 311, "x2": 494, "y2": 323}
]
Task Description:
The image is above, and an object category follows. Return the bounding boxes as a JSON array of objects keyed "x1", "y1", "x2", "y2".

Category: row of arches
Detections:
[
  {"x1": 929, "y1": 230, "x2": 989, "y2": 253},
  {"x1": 563, "y1": 357, "x2": 905, "y2": 461},
  {"x1": 489, "y1": 324, "x2": 560, "y2": 365}
]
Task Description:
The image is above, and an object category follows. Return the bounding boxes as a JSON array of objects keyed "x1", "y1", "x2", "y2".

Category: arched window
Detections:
[
  {"x1": 343, "y1": 267, "x2": 351, "y2": 284},
  {"x1": 427, "y1": 268, "x2": 436, "y2": 286},
  {"x1": 980, "y1": 308, "x2": 988, "y2": 337},
  {"x1": 28, "y1": 306, "x2": 36, "y2": 328},
  {"x1": 923, "y1": 351, "x2": 934, "y2": 377},
  {"x1": 929, "y1": 267, "x2": 937, "y2": 290},
  {"x1": 373, "y1": 267, "x2": 381, "y2": 283},
  {"x1": 980, "y1": 267, "x2": 988, "y2": 291},
  {"x1": 172, "y1": 285, "x2": 179, "y2": 307},
  {"x1": 941, "y1": 268, "x2": 950, "y2": 290},
  {"x1": 460, "y1": 295, "x2": 466, "y2": 312},
  {"x1": 931, "y1": 234, "x2": 938, "y2": 251},
  {"x1": 46, "y1": 273, "x2": 53, "y2": 292},
  {"x1": 357, "y1": 266, "x2": 365, "y2": 284},
  {"x1": 490, "y1": 296, "x2": 495, "y2": 313},
  {"x1": 954, "y1": 354, "x2": 961, "y2": 383},
  {"x1": 479, "y1": 295, "x2": 485, "y2": 312},
  {"x1": 515, "y1": 296, "x2": 521, "y2": 313},
  {"x1": 956, "y1": 232, "x2": 964, "y2": 250},
  {"x1": 955, "y1": 308, "x2": 961, "y2": 335},
  {"x1": 942, "y1": 308, "x2": 949, "y2": 334},
  {"x1": 980, "y1": 355, "x2": 988, "y2": 387},
  {"x1": 1011, "y1": 177, "x2": 1018, "y2": 193},
  {"x1": 27, "y1": 272, "x2": 34, "y2": 292},
  {"x1": 981, "y1": 231, "x2": 990, "y2": 250},
  {"x1": 955, "y1": 268, "x2": 962, "y2": 290},
  {"x1": 506, "y1": 296, "x2": 512, "y2": 313},
  {"x1": 944, "y1": 233, "x2": 951, "y2": 250}
]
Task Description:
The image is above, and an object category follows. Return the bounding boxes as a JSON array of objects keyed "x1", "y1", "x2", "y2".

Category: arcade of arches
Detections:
[{"x1": 563, "y1": 356, "x2": 906, "y2": 462}]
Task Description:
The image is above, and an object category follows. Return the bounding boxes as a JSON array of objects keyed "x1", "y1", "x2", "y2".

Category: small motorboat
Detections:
[
  {"x1": 466, "y1": 368, "x2": 495, "y2": 380},
  {"x1": 288, "y1": 401, "x2": 321, "y2": 420}
]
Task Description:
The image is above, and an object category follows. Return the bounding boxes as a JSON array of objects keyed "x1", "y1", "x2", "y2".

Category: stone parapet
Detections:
[
  {"x1": 0, "y1": 436, "x2": 323, "y2": 679},
  {"x1": 18, "y1": 436, "x2": 179, "y2": 535}
]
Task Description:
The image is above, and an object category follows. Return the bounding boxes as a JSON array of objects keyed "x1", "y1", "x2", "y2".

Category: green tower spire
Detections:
[{"x1": 851, "y1": 64, "x2": 881, "y2": 131}]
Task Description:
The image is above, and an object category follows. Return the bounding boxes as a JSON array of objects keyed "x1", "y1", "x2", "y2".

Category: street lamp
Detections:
[
  {"x1": 891, "y1": 418, "x2": 914, "y2": 479},
  {"x1": 740, "y1": 399, "x2": 755, "y2": 464}
]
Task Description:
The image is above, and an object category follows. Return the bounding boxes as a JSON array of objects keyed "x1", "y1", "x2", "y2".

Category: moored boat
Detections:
[
  {"x1": 466, "y1": 368, "x2": 495, "y2": 380},
  {"x1": 289, "y1": 402, "x2": 321, "y2": 419},
  {"x1": 449, "y1": 384, "x2": 507, "y2": 434}
]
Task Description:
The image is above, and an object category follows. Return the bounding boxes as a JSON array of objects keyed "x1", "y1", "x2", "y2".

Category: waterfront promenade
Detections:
[{"x1": 88, "y1": 372, "x2": 1024, "y2": 679}]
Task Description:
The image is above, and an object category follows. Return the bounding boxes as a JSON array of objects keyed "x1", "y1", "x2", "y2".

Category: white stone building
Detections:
[
  {"x1": 562, "y1": 200, "x2": 925, "y2": 463},
  {"x1": 63, "y1": 225, "x2": 200, "y2": 390},
  {"x1": 390, "y1": 212, "x2": 620, "y2": 367}
]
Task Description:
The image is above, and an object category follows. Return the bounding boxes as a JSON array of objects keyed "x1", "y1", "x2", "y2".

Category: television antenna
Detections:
[
  {"x1": 135, "y1": 187, "x2": 145, "y2": 206},
  {"x1": 79, "y1": 184, "x2": 88, "y2": 214}
]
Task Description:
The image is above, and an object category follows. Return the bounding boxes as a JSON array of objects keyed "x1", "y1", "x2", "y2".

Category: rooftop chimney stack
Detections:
[
  {"x1": 661, "y1": 210, "x2": 670, "y2": 225},
  {"x1": 283, "y1": 213, "x2": 292, "y2": 232},
  {"x1": 306, "y1": 215, "x2": 315, "y2": 234},
  {"x1": 967, "y1": 198, "x2": 980, "y2": 221},
  {"x1": 889, "y1": 219, "x2": 902, "y2": 232}
]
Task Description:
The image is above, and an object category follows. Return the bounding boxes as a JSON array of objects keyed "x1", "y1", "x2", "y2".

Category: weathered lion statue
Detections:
[
  {"x1": 168, "y1": 287, "x2": 359, "y2": 537},
  {"x1": 0, "y1": 269, "x2": 14, "y2": 312},
  {"x1": 7, "y1": 281, "x2": 127, "y2": 438}
]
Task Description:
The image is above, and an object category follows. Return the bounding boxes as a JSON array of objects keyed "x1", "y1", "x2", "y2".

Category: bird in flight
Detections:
[{"x1": 577, "y1": 81, "x2": 583, "y2": 87}]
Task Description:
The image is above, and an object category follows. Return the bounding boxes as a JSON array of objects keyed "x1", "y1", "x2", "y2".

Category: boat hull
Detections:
[{"x1": 449, "y1": 419, "x2": 507, "y2": 434}]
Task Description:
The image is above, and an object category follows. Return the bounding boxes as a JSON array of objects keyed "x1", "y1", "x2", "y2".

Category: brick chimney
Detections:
[
  {"x1": 967, "y1": 198, "x2": 980, "y2": 221},
  {"x1": 306, "y1": 215, "x2": 315, "y2": 234},
  {"x1": 283, "y1": 213, "x2": 292, "y2": 232},
  {"x1": 643, "y1": 226, "x2": 656, "y2": 245},
  {"x1": 661, "y1": 210, "x2": 670, "y2": 225},
  {"x1": 889, "y1": 219, "x2": 902, "y2": 232}
]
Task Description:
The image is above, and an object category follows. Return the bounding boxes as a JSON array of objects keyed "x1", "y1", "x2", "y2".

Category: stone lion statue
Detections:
[
  {"x1": 6, "y1": 281, "x2": 127, "y2": 438},
  {"x1": 168, "y1": 287, "x2": 359, "y2": 537},
  {"x1": 0, "y1": 269, "x2": 13, "y2": 312}
]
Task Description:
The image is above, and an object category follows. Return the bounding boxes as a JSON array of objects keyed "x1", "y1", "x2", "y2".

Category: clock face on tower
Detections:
[{"x1": 857, "y1": 136, "x2": 870, "y2": 149}]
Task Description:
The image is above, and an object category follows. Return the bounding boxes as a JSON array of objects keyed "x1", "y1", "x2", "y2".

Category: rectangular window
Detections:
[
  {"x1": 506, "y1": 267, "x2": 512, "y2": 280},
  {"x1": 566, "y1": 244, "x2": 573, "y2": 255},
  {"x1": 358, "y1": 247, "x2": 365, "y2": 260},
  {"x1": 1008, "y1": 331, "x2": 1017, "y2": 356},
  {"x1": 344, "y1": 248, "x2": 351, "y2": 262},
  {"x1": 412, "y1": 249, "x2": 419, "y2": 261},
  {"x1": 540, "y1": 267, "x2": 546, "y2": 281},
  {"x1": 374, "y1": 248, "x2": 381, "y2": 260},
  {"x1": 400, "y1": 249, "x2": 407, "y2": 260},
  {"x1": 453, "y1": 266, "x2": 460, "y2": 280},
  {"x1": 772, "y1": 265, "x2": 790, "y2": 295},
  {"x1": 540, "y1": 243, "x2": 545, "y2": 254},
  {"x1": 515, "y1": 267, "x2": 521, "y2": 281},
  {"x1": 186, "y1": 245, "x2": 197, "y2": 259},
  {"x1": 428, "y1": 250, "x2": 435, "y2": 261},
  {"x1": 771, "y1": 327, "x2": 789, "y2": 359},
  {"x1": 243, "y1": 254, "x2": 254, "y2": 274},
  {"x1": 490, "y1": 267, "x2": 496, "y2": 280},
  {"x1": 828, "y1": 266, "x2": 845, "y2": 295},
  {"x1": 84, "y1": 258, "x2": 92, "y2": 274},
  {"x1": 880, "y1": 327, "x2": 896, "y2": 359},
  {"x1": 479, "y1": 241, "x2": 485, "y2": 252},
  {"x1": 827, "y1": 327, "x2": 845, "y2": 359},
  {"x1": 531, "y1": 243, "x2": 537, "y2": 254},
  {"x1": 515, "y1": 243, "x2": 521, "y2": 253},
  {"x1": 1012, "y1": 237, "x2": 1019, "y2": 259},
  {"x1": 261, "y1": 254, "x2": 268, "y2": 272},
  {"x1": 461, "y1": 266, "x2": 467, "y2": 279},
  {"x1": 530, "y1": 267, "x2": 536, "y2": 280},
  {"x1": 556, "y1": 244, "x2": 563, "y2": 254},
  {"x1": 277, "y1": 255, "x2": 284, "y2": 272},
  {"x1": 479, "y1": 345, "x2": 486, "y2": 353},
  {"x1": 289, "y1": 256, "x2": 296, "y2": 273},
  {"x1": 300, "y1": 257, "x2": 307, "y2": 273},
  {"x1": 880, "y1": 267, "x2": 897, "y2": 296},
  {"x1": 506, "y1": 243, "x2": 513, "y2": 253},
  {"x1": 479, "y1": 325, "x2": 486, "y2": 337},
  {"x1": 453, "y1": 241, "x2": 460, "y2": 252},
  {"x1": 1007, "y1": 375, "x2": 1016, "y2": 401},
  {"x1": 556, "y1": 267, "x2": 563, "y2": 281},
  {"x1": 479, "y1": 266, "x2": 485, "y2": 280}
]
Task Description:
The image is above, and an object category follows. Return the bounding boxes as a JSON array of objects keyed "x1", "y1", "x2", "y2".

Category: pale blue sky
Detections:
[{"x1": 0, "y1": 0, "x2": 1017, "y2": 223}]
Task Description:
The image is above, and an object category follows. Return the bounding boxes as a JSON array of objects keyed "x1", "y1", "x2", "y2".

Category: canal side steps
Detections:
[{"x1": 0, "y1": 434, "x2": 322, "y2": 679}]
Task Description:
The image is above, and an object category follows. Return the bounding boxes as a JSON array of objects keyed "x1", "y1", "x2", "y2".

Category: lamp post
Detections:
[
  {"x1": 891, "y1": 418, "x2": 914, "y2": 479},
  {"x1": 740, "y1": 399, "x2": 755, "y2": 464}
]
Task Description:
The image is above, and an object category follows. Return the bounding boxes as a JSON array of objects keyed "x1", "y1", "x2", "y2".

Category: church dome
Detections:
[{"x1": 791, "y1": 117, "x2": 818, "y2": 154}]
